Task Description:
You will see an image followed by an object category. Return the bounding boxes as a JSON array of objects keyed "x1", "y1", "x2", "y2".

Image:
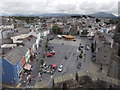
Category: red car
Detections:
[
  {"x1": 49, "y1": 52, "x2": 55, "y2": 55},
  {"x1": 46, "y1": 53, "x2": 54, "y2": 57}
]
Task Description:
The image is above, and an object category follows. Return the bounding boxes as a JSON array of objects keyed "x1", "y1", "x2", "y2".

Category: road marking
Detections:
[
  {"x1": 62, "y1": 47, "x2": 77, "y2": 73},
  {"x1": 46, "y1": 38, "x2": 80, "y2": 86},
  {"x1": 69, "y1": 57, "x2": 76, "y2": 69},
  {"x1": 47, "y1": 45, "x2": 74, "y2": 86}
]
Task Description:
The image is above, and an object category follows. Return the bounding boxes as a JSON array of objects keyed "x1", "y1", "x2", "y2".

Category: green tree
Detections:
[
  {"x1": 79, "y1": 52, "x2": 83, "y2": 58},
  {"x1": 82, "y1": 15, "x2": 87, "y2": 18},
  {"x1": 80, "y1": 49, "x2": 83, "y2": 54},
  {"x1": 52, "y1": 25, "x2": 61, "y2": 34},
  {"x1": 40, "y1": 58, "x2": 44, "y2": 65},
  {"x1": 81, "y1": 30, "x2": 89, "y2": 36},
  {"x1": 96, "y1": 18, "x2": 100, "y2": 23},
  {"x1": 45, "y1": 43, "x2": 48, "y2": 51}
]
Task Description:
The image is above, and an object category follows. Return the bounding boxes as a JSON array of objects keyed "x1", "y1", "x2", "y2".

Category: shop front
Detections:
[
  {"x1": 21, "y1": 56, "x2": 26, "y2": 67},
  {"x1": 25, "y1": 49, "x2": 31, "y2": 63}
]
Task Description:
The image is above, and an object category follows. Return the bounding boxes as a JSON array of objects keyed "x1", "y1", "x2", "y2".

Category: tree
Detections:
[
  {"x1": 82, "y1": 15, "x2": 87, "y2": 18},
  {"x1": 81, "y1": 30, "x2": 89, "y2": 36},
  {"x1": 79, "y1": 52, "x2": 83, "y2": 58},
  {"x1": 96, "y1": 18, "x2": 100, "y2": 23},
  {"x1": 45, "y1": 43, "x2": 48, "y2": 50},
  {"x1": 52, "y1": 25, "x2": 62, "y2": 34},
  {"x1": 80, "y1": 49, "x2": 83, "y2": 54},
  {"x1": 40, "y1": 58, "x2": 44, "y2": 65}
]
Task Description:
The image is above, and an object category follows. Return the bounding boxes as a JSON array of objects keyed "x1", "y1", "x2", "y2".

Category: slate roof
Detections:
[
  {"x1": 3, "y1": 36, "x2": 36, "y2": 65},
  {"x1": 5, "y1": 46, "x2": 27, "y2": 65}
]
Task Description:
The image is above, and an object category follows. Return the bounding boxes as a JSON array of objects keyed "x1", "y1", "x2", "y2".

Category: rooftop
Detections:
[{"x1": 1, "y1": 36, "x2": 36, "y2": 65}]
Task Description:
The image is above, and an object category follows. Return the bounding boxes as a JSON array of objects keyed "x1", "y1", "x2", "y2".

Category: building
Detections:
[
  {"x1": 107, "y1": 22, "x2": 120, "y2": 79},
  {"x1": 1, "y1": 47, "x2": 26, "y2": 85},
  {"x1": 1, "y1": 34, "x2": 37, "y2": 85},
  {"x1": 95, "y1": 41, "x2": 112, "y2": 65}
]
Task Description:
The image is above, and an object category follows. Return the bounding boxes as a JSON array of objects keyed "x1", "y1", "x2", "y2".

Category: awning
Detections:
[
  {"x1": 24, "y1": 64, "x2": 31, "y2": 70},
  {"x1": 63, "y1": 35, "x2": 75, "y2": 39},
  {"x1": 1, "y1": 44, "x2": 17, "y2": 48}
]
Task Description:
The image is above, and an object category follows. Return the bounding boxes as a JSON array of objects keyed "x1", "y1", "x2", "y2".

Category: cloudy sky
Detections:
[{"x1": 0, "y1": 0, "x2": 119, "y2": 16}]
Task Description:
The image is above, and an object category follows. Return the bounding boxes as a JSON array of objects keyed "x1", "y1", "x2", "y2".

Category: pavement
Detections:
[{"x1": 19, "y1": 37, "x2": 47, "y2": 88}]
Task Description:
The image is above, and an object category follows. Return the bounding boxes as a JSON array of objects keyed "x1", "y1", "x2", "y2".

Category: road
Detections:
[
  {"x1": 19, "y1": 36, "x2": 109, "y2": 88},
  {"x1": 35, "y1": 37, "x2": 108, "y2": 87},
  {"x1": 19, "y1": 37, "x2": 47, "y2": 88}
]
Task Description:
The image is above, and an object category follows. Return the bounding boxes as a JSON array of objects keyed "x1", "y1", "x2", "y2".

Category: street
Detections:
[
  {"x1": 19, "y1": 36, "x2": 109, "y2": 88},
  {"x1": 35, "y1": 37, "x2": 109, "y2": 87},
  {"x1": 19, "y1": 37, "x2": 47, "y2": 88}
]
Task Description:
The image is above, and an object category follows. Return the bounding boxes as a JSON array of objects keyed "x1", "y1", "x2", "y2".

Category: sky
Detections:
[{"x1": 0, "y1": 0, "x2": 120, "y2": 16}]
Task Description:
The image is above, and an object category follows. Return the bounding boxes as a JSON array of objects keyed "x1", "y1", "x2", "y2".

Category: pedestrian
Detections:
[{"x1": 84, "y1": 53, "x2": 86, "y2": 58}]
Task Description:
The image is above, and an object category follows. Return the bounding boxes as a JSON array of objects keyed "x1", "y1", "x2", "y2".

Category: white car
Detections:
[
  {"x1": 58, "y1": 65, "x2": 63, "y2": 72},
  {"x1": 85, "y1": 45, "x2": 90, "y2": 50}
]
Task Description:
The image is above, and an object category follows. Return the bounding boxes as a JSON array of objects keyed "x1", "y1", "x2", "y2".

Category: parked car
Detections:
[
  {"x1": 45, "y1": 53, "x2": 54, "y2": 57},
  {"x1": 49, "y1": 50, "x2": 55, "y2": 55},
  {"x1": 85, "y1": 44, "x2": 90, "y2": 50},
  {"x1": 58, "y1": 65, "x2": 63, "y2": 72},
  {"x1": 49, "y1": 37, "x2": 54, "y2": 40},
  {"x1": 49, "y1": 52, "x2": 55, "y2": 55},
  {"x1": 73, "y1": 39, "x2": 76, "y2": 41}
]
